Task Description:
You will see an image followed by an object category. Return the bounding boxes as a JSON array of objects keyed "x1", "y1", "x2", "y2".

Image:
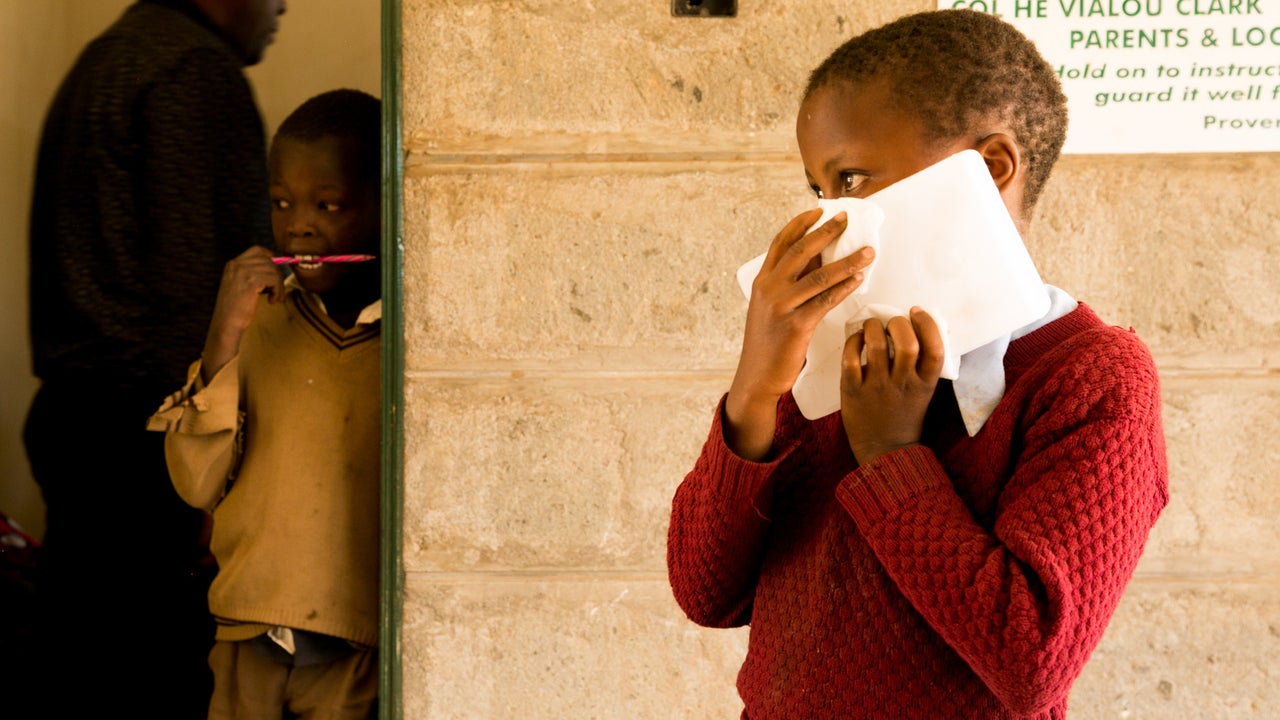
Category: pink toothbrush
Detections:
[{"x1": 272, "y1": 254, "x2": 376, "y2": 265}]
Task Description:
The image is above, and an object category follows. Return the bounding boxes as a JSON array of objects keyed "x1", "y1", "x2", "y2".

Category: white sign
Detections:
[{"x1": 937, "y1": 0, "x2": 1280, "y2": 153}]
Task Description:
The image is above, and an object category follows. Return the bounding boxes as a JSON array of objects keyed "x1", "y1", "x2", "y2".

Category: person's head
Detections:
[
  {"x1": 269, "y1": 88, "x2": 382, "y2": 303},
  {"x1": 193, "y1": 0, "x2": 287, "y2": 65},
  {"x1": 797, "y1": 9, "x2": 1067, "y2": 233}
]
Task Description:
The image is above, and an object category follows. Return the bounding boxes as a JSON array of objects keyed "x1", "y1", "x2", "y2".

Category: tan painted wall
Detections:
[
  {"x1": 0, "y1": 2, "x2": 64, "y2": 541},
  {"x1": 0, "y1": 0, "x2": 379, "y2": 539},
  {"x1": 397, "y1": 1, "x2": 1279, "y2": 718}
]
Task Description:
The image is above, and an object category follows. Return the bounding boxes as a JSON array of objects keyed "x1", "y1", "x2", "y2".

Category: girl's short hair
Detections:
[{"x1": 806, "y1": 9, "x2": 1068, "y2": 213}]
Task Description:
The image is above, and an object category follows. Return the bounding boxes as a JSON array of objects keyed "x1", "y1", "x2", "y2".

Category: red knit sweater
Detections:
[{"x1": 668, "y1": 303, "x2": 1168, "y2": 719}]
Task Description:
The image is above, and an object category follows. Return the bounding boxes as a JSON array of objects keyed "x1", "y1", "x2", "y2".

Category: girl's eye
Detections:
[
  {"x1": 810, "y1": 184, "x2": 824, "y2": 199},
  {"x1": 319, "y1": 201, "x2": 342, "y2": 212},
  {"x1": 272, "y1": 198, "x2": 291, "y2": 210},
  {"x1": 840, "y1": 171, "x2": 868, "y2": 195}
]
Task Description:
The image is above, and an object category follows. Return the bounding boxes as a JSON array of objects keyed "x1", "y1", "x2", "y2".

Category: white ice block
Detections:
[{"x1": 736, "y1": 149, "x2": 1050, "y2": 420}]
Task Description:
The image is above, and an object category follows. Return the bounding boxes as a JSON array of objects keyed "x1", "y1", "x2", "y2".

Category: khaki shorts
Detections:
[{"x1": 207, "y1": 637, "x2": 377, "y2": 720}]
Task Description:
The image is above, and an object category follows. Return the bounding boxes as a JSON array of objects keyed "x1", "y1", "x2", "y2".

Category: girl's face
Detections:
[
  {"x1": 796, "y1": 79, "x2": 967, "y2": 202},
  {"x1": 269, "y1": 135, "x2": 379, "y2": 299}
]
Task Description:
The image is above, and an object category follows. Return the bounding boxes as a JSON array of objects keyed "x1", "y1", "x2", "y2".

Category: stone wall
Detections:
[{"x1": 397, "y1": 1, "x2": 1279, "y2": 717}]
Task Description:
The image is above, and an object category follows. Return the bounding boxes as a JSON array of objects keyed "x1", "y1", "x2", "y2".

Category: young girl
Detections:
[{"x1": 667, "y1": 11, "x2": 1168, "y2": 718}]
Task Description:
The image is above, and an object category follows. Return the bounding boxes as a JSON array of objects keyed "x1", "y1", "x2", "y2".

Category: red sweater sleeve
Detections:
[
  {"x1": 667, "y1": 397, "x2": 789, "y2": 629},
  {"x1": 835, "y1": 330, "x2": 1168, "y2": 715}
]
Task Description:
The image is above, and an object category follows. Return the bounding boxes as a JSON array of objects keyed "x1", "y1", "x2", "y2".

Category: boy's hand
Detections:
[
  {"x1": 200, "y1": 246, "x2": 284, "y2": 384},
  {"x1": 725, "y1": 208, "x2": 875, "y2": 461},
  {"x1": 840, "y1": 307, "x2": 945, "y2": 465}
]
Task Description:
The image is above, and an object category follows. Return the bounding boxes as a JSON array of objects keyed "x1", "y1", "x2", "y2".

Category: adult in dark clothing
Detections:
[{"x1": 23, "y1": 1, "x2": 286, "y2": 717}]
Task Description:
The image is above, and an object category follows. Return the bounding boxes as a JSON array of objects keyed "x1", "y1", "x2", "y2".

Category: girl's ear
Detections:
[
  {"x1": 974, "y1": 132, "x2": 1027, "y2": 231},
  {"x1": 974, "y1": 132, "x2": 1020, "y2": 193}
]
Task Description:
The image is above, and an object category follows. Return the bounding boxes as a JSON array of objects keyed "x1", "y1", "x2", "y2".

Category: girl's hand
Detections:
[
  {"x1": 840, "y1": 307, "x2": 945, "y2": 465},
  {"x1": 724, "y1": 208, "x2": 875, "y2": 460}
]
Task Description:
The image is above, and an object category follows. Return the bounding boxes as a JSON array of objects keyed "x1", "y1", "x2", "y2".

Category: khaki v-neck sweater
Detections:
[{"x1": 150, "y1": 289, "x2": 381, "y2": 646}]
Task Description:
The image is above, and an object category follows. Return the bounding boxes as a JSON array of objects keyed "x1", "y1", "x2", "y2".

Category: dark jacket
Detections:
[{"x1": 28, "y1": 0, "x2": 272, "y2": 397}]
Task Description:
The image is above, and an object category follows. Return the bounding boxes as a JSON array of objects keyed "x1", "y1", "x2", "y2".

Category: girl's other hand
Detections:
[{"x1": 839, "y1": 307, "x2": 945, "y2": 465}]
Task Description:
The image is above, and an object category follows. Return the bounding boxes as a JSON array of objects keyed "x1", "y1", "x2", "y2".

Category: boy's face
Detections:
[
  {"x1": 797, "y1": 79, "x2": 966, "y2": 201},
  {"x1": 269, "y1": 135, "x2": 379, "y2": 298}
]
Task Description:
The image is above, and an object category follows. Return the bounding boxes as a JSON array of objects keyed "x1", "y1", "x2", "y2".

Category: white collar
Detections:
[{"x1": 952, "y1": 285, "x2": 1078, "y2": 436}]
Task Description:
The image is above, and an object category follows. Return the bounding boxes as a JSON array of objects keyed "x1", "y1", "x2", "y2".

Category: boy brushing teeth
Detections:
[{"x1": 149, "y1": 88, "x2": 384, "y2": 718}]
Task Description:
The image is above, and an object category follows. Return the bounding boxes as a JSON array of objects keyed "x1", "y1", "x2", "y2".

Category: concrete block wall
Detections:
[{"x1": 397, "y1": 1, "x2": 1279, "y2": 717}]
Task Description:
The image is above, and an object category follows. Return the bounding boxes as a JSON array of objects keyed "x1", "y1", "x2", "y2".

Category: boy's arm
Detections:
[
  {"x1": 147, "y1": 248, "x2": 281, "y2": 509},
  {"x1": 201, "y1": 246, "x2": 283, "y2": 384},
  {"x1": 667, "y1": 396, "x2": 794, "y2": 629},
  {"x1": 835, "y1": 331, "x2": 1167, "y2": 716},
  {"x1": 147, "y1": 357, "x2": 245, "y2": 512}
]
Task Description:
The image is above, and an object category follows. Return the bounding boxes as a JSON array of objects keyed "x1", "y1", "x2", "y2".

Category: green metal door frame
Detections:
[{"x1": 380, "y1": 0, "x2": 404, "y2": 718}]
